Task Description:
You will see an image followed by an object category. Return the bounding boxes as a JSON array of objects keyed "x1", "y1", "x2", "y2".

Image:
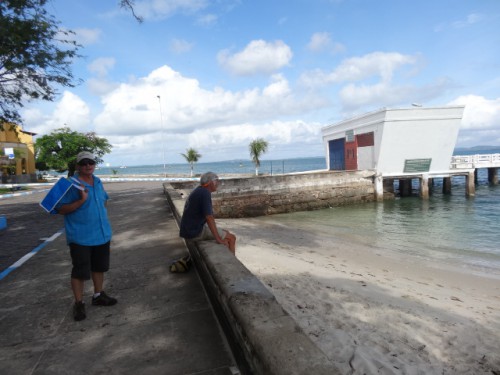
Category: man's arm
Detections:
[
  {"x1": 205, "y1": 215, "x2": 228, "y2": 245},
  {"x1": 57, "y1": 189, "x2": 88, "y2": 215}
]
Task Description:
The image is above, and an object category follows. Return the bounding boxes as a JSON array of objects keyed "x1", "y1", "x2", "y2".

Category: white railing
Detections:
[{"x1": 450, "y1": 154, "x2": 500, "y2": 169}]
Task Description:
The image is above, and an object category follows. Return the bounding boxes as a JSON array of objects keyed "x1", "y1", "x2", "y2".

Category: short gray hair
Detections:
[{"x1": 200, "y1": 172, "x2": 219, "y2": 185}]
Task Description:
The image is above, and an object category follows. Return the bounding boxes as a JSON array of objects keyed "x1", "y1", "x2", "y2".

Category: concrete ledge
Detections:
[
  {"x1": 163, "y1": 182, "x2": 340, "y2": 375},
  {"x1": 167, "y1": 171, "x2": 376, "y2": 218}
]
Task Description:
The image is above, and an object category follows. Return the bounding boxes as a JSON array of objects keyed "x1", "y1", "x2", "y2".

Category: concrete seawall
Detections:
[
  {"x1": 163, "y1": 184, "x2": 341, "y2": 375},
  {"x1": 169, "y1": 170, "x2": 377, "y2": 218},
  {"x1": 163, "y1": 171, "x2": 377, "y2": 374}
]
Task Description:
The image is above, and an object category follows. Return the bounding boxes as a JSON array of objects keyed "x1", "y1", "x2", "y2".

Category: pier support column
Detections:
[
  {"x1": 374, "y1": 175, "x2": 384, "y2": 202},
  {"x1": 442, "y1": 177, "x2": 452, "y2": 194},
  {"x1": 488, "y1": 168, "x2": 498, "y2": 185},
  {"x1": 383, "y1": 178, "x2": 394, "y2": 194},
  {"x1": 419, "y1": 175, "x2": 429, "y2": 200},
  {"x1": 466, "y1": 171, "x2": 475, "y2": 197},
  {"x1": 399, "y1": 179, "x2": 412, "y2": 197},
  {"x1": 428, "y1": 178, "x2": 434, "y2": 196}
]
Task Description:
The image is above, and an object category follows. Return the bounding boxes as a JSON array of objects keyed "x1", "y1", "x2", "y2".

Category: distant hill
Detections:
[{"x1": 454, "y1": 145, "x2": 500, "y2": 153}]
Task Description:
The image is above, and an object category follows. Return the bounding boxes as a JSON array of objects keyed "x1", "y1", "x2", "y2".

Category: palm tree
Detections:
[
  {"x1": 181, "y1": 148, "x2": 201, "y2": 177},
  {"x1": 249, "y1": 138, "x2": 268, "y2": 176}
]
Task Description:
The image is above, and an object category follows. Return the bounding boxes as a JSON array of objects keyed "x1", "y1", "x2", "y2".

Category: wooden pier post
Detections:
[
  {"x1": 399, "y1": 179, "x2": 412, "y2": 197},
  {"x1": 420, "y1": 175, "x2": 429, "y2": 200},
  {"x1": 488, "y1": 168, "x2": 498, "y2": 185},
  {"x1": 442, "y1": 177, "x2": 452, "y2": 194},
  {"x1": 375, "y1": 175, "x2": 384, "y2": 201},
  {"x1": 466, "y1": 171, "x2": 475, "y2": 197}
]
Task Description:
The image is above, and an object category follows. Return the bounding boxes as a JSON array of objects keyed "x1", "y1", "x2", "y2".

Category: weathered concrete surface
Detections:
[
  {"x1": 0, "y1": 182, "x2": 237, "y2": 375},
  {"x1": 169, "y1": 171, "x2": 376, "y2": 218},
  {"x1": 164, "y1": 181, "x2": 342, "y2": 375}
]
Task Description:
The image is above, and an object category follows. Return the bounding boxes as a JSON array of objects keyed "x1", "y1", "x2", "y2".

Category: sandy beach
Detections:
[{"x1": 226, "y1": 216, "x2": 500, "y2": 374}]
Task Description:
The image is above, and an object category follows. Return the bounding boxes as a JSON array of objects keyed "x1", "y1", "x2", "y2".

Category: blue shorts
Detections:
[{"x1": 70, "y1": 242, "x2": 110, "y2": 280}]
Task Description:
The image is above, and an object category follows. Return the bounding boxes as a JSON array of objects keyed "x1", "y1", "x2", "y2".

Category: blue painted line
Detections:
[
  {"x1": 0, "y1": 228, "x2": 64, "y2": 281},
  {"x1": 0, "y1": 188, "x2": 50, "y2": 200}
]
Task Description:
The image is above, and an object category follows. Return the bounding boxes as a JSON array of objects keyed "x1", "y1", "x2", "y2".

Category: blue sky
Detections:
[{"x1": 22, "y1": 0, "x2": 500, "y2": 166}]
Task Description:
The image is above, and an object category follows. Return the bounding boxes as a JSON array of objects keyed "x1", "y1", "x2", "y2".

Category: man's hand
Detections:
[{"x1": 80, "y1": 185, "x2": 89, "y2": 202}]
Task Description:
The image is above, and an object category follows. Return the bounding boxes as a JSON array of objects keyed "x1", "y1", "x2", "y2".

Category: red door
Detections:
[{"x1": 344, "y1": 139, "x2": 358, "y2": 170}]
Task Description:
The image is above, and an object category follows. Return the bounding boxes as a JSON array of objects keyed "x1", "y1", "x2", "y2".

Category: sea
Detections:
[
  {"x1": 93, "y1": 157, "x2": 326, "y2": 177},
  {"x1": 101, "y1": 149, "x2": 499, "y2": 278}
]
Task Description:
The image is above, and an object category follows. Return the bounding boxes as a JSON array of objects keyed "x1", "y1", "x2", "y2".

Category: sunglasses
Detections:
[{"x1": 78, "y1": 159, "x2": 96, "y2": 166}]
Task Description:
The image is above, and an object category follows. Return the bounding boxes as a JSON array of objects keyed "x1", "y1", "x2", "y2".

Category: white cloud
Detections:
[
  {"x1": 86, "y1": 58, "x2": 118, "y2": 95},
  {"x1": 134, "y1": 0, "x2": 208, "y2": 20},
  {"x1": 296, "y1": 51, "x2": 446, "y2": 113},
  {"x1": 169, "y1": 38, "x2": 194, "y2": 54},
  {"x1": 440, "y1": 95, "x2": 500, "y2": 147},
  {"x1": 338, "y1": 77, "x2": 453, "y2": 112},
  {"x1": 73, "y1": 28, "x2": 102, "y2": 45},
  {"x1": 87, "y1": 78, "x2": 120, "y2": 96},
  {"x1": 195, "y1": 13, "x2": 218, "y2": 26},
  {"x1": 449, "y1": 95, "x2": 500, "y2": 130},
  {"x1": 92, "y1": 65, "x2": 318, "y2": 138},
  {"x1": 186, "y1": 120, "x2": 323, "y2": 159},
  {"x1": 27, "y1": 65, "x2": 319, "y2": 164},
  {"x1": 88, "y1": 57, "x2": 116, "y2": 77},
  {"x1": 300, "y1": 52, "x2": 419, "y2": 87},
  {"x1": 27, "y1": 92, "x2": 91, "y2": 135},
  {"x1": 435, "y1": 13, "x2": 484, "y2": 32},
  {"x1": 453, "y1": 13, "x2": 483, "y2": 28},
  {"x1": 307, "y1": 32, "x2": 345, "y2": 54},
  {"x1": 218, "y1": 40, "x2": 293, "y2": 76},
  {"x1": 262, "y1": 74, "x2": 291, "y2": 97}
]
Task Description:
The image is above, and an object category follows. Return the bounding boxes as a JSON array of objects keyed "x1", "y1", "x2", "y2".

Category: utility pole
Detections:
[{"x1": 157, "y1": 95, "x2": 166, "y2": 176}]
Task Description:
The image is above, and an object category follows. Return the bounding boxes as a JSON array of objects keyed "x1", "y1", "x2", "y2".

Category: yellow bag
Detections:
[{"x1": 169, "y1": 255, "x2": 192, "y2": 273}]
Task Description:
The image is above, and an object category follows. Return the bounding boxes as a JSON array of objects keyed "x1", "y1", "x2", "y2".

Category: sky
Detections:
[{"x1": 20, "y1": 0, "x2": 500, "y2": 166}]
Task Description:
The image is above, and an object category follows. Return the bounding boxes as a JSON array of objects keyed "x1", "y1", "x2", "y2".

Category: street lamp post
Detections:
[{"x1": 157, "y1": 95, "x2": 166, "y2": 177}]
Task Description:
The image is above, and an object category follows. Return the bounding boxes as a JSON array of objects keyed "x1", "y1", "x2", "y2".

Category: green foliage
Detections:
[
  {"x1": 249, "y1": 138, "x2": 269, "y2": 175},
  {"x1": 181, "y1": 148, "x2": 202, "y2": 177},
  {"x1": 0, "y1": 0, "x2": 81, "y2": 125},
  {"x1": 35, "y1": 127, "x2": 112, "y2": 176}
]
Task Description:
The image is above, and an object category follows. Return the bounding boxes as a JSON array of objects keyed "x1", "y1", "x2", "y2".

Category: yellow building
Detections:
[{"x1": 0, "y1": 123, "x2": 37, "y2": 183}]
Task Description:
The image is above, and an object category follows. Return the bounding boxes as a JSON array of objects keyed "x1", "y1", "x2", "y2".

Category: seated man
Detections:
[{"x1": 179, "y1": 172, "x2": 236, "y2": 254}]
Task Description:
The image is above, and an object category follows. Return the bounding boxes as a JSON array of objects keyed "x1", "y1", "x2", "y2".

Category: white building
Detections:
[{"x1": 321, "y1": 106, "x2": 471, "y2": 199}]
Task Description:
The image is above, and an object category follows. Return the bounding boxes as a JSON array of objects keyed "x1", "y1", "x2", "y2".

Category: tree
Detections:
[
  {"x1": 0, "y1": 0, "x2": 82, "y2": 128},
  {"x1": 181, "y1": 148, "x2": 201, "y2": 177},
  {"x1": 249, "y1": 138, "x2": 269, "y2": 176},
  {"x1": 119, "y1": 0, "x2": 144, "y2": 23},
  {"x1": 35, "y1": 127, "x2": 112, "y2": 176}
]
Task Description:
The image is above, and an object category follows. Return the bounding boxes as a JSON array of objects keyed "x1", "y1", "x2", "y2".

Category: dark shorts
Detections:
[
  {"x1": 69, "y1": 242, "x2": 110, "y2": 280},
  {"x1": 190, "y1": 224, "x2": 227, "y2": 241}
]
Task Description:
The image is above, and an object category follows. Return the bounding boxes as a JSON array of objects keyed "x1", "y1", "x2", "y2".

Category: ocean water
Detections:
[
  {"x1": 251, "y1": 168, "x2": 500, "y2": 278},
  {"x1": 93, "y1": 157, "x2": 326, "y2": 177}
]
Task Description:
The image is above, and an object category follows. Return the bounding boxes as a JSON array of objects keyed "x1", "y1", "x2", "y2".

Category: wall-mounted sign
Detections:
[
  {"x1": 4, "y1": 148, "x2": 14, "y2": 159},
  {"x1": 404, "y1": 158, "x2": 432, "y2": 173},
  {"x1": 345, "y1": 130, "x2": 355, "y2": 143}
]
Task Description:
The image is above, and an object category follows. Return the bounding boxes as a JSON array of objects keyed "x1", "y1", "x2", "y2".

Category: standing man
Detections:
[
  {"x1": 180, "y1": 172, "x2": 236, "y2": 254},
  {"x1": 57, "y1": 151, "x2": 117, "y2": 321}
]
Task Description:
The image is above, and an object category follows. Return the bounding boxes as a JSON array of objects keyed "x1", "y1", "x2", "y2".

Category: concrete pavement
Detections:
[{"x1": 0, "y1": 181, "x2": 238, "y2": 375}]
